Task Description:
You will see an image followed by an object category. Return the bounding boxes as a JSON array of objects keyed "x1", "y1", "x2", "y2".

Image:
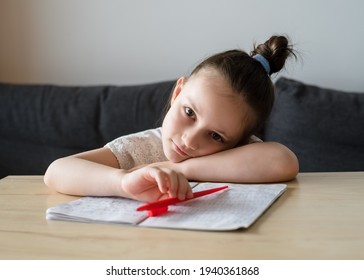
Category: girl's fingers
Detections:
[
  {"x1": 186, "y1": 181, "x2": 194, "y2": 199},
  {"x1": 148, "y1": 167, "x2": 169, "y2": 194},
  {"x1": 147, "y1": 166, "x2": 192, "y2": 200},
  {"x1": 151, "y1": 167, "x2": 179, "y2": 198},
  {"x1": 176, "y1": 175, "x2": 193, "y2": 201},
  {"x1": 166, "y1": 171, "x2": 179, "y2": 198}
]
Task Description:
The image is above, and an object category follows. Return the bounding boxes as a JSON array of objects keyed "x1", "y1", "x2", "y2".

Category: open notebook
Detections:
[{"x1": 46, "y1": 182, "x2": 286, "y2": 231}]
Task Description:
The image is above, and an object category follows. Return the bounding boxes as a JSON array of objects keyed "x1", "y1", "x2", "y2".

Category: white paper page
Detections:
[
  {"x1": 139, "y1": 183, "x2": 286, "y2": 231},
  {"x1": 46, "y1": 197, "x2": 147, "y2": 225},
  {"x1": 45, "y1": 182, "x2": 200, "y2": 225}
]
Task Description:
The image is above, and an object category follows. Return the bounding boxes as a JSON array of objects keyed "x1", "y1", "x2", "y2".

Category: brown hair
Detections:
[{"x1": 189, "y1": 35, "x2": 296, "y2": 141}]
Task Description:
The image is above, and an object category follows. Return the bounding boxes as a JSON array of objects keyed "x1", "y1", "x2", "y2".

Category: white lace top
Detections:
[
  {"x1": 105, "y1": 127, "x2": 262, "y2": 169},
  {"x1": 105, "y1": 128, "x2": 167, "y2": 169}
]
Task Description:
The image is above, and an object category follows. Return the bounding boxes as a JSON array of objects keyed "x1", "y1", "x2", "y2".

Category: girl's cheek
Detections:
[{"x1": 169, "y1": 108, "x2": 185, "y2": 126}]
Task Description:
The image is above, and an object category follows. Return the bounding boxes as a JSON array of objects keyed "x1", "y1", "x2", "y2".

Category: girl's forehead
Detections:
[
  {"x1": 188, "y1": 67, "x2": 227, "y2": 84},
  {"x1": 185, "y1": 68, "x2": 243, "y2": 102},
  {"x1": 187, "y1": 69, "x2": 236, "y2": 96}
]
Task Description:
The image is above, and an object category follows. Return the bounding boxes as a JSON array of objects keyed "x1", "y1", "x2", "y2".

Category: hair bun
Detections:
[{"x1": 251, "y1": 35, "x2": 295, "y2": 75}]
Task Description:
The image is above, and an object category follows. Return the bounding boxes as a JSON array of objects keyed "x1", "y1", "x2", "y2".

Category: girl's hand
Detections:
[{"x1": 120, "y1": 166, "x2": 193, "y2": 202}]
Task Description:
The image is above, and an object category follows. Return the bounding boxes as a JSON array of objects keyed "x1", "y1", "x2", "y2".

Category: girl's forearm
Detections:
[
  {"x1": 176, "y1": 142, "x2": 299, "y2": 183},
  {"x1": 44, "y1": 157, "x2": 128, "y2": 197},
  {"x1": 44, "y1": 156, "x2": 193, "y2": 202}
]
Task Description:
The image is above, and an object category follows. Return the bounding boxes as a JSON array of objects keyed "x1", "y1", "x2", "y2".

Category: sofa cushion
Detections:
[
  {"x1": 0, "y1": 81, "x2": 175, "y2": 177},
  {"x1": 263, "y1": 77, "x2": 364, "y2": 172}
]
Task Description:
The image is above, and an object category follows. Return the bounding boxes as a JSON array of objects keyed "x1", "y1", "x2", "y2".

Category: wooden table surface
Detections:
[{"x1": 1, "y1": 173, "x2": 364, "y2": 259}]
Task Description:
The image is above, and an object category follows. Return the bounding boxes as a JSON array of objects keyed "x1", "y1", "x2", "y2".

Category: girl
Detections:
[{"x1": 44, "y1": 35, "x2": 299, "y2": 202}]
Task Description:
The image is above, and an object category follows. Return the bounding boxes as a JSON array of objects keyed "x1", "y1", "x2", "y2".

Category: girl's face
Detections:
[{"x1": 162, "y1": 68, "x2": 253, "y2": 163}]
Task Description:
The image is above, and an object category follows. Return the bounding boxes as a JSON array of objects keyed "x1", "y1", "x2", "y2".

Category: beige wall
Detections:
[{"x1": 0, "y1": 0, "x2": 363, "y2": 92}]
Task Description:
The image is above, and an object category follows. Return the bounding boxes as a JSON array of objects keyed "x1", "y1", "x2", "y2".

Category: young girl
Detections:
[{"x1": 44, "y1": 35, "x2": 299, "y2": 202}]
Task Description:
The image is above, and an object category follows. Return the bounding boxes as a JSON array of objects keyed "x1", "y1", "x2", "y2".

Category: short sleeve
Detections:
[
  {"x1": 105, "y1": 128, "x2": 167, "y2": 169},
  {"x1": 248, "y1": 134, "x2": 263, "y2": 144}
]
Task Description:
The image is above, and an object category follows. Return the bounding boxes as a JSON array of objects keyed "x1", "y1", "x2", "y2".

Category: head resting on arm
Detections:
[{"x1": 189, "y1": 35, "x2": 296, "y2": 142}]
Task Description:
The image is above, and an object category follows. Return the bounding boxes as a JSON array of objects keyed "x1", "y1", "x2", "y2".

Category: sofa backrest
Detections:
[
  {"x1": 0, "y1": 81, "x2": 175, "y2": 178},
  {"x1": 264, "y1": 77, "x2": 364, "y2": 172}
]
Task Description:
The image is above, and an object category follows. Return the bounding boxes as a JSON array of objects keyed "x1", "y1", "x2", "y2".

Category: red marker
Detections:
[{"x1": 136, "y1": 185, "x2": 228, "y2": 217}]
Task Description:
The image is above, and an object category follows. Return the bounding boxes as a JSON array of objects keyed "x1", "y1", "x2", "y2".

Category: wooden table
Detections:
[{"x1": 1, "y1": 173, "x2": 364, "y2": 259}]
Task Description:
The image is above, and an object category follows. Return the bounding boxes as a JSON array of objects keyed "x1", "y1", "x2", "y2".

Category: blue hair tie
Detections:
[{"x1": 253, "y1": 54, "x2": 271, "y2": 74}]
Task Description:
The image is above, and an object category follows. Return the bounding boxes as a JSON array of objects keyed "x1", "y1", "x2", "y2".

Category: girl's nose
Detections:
[{"x1": 182, "y1": 130, "x2": 199, "y2": 151}]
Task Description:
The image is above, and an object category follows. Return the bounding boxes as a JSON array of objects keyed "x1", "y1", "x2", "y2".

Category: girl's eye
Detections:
[
  {"x1": 184, "y1": 107, "x2": 195, "y2": 118},
  {"x1": 210, "y1": 132, "x2": 224, "y2": 143}
]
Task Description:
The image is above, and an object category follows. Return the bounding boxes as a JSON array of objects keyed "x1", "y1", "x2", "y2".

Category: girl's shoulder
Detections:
[
  {"x1": 248, "y1": 134, "x2": 263, "y2": 144},
  {"x1": 108, "y1": 127, "x2": 162, "y2": 144},
  {"x1": 104, "y1": 127, "x2": 166, "y2": 169}
]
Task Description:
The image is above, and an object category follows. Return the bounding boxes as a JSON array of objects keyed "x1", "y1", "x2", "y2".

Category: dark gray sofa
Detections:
[
  {"x1": 1, "y1": 77, "x2": 363, "y2": 179},
  {"x1": 264, "y1": 78, "x2": 364, "y2": 172}
]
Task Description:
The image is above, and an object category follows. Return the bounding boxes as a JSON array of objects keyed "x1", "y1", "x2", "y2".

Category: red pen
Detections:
[{"x1": 136, "y1": 185, "x2": 228, "y2": 216}]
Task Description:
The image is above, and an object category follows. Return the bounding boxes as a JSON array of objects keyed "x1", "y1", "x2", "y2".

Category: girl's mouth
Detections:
[{"x1": 172, "y1": 141, "x2": 189, "y2": 157}]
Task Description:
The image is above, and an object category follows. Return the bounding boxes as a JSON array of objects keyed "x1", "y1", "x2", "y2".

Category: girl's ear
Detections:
[{"x1": 171, "y1": 77, "x2": 186, "y2": 105}]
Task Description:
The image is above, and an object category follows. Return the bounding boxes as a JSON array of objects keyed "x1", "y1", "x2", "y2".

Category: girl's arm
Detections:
[
  {"x1": 44, "y1": 147, "x2": 192, "y2": 201},
  {"x1": 44, "y1": 148, "x2": 125, "y2": 197},
  {"x1": 162, "y1": 142, "x2": 299, "y2": 183}
]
